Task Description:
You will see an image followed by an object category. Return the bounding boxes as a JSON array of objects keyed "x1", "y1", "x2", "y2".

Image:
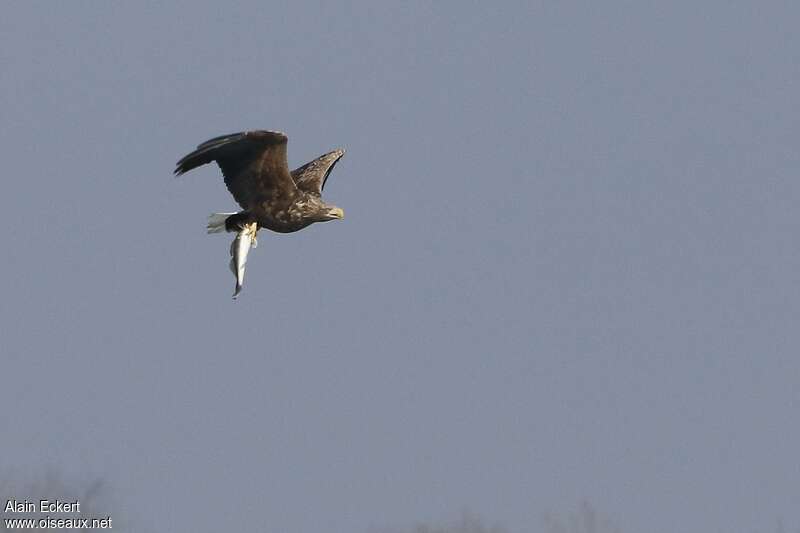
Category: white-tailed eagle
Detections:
[{"x1": 174, "y1": 130, "x2": 345, "y2": 297}]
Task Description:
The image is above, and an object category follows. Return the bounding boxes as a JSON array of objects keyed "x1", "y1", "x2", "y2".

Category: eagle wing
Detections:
[
  {"x1": 174, "y1": 130, "x2": 296, "y2": 209},
  {"x1": 291, "y1": 149, "x2": 345, "y2": 196}
]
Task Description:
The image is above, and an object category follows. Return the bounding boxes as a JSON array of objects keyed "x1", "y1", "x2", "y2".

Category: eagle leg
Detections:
[{"x1": 224, "y1": 212, "x2": 257, "y2": 233}]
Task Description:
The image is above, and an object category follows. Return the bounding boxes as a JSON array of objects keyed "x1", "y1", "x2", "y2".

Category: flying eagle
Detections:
[{"x1": 174, "y1": 130, "x2": 345, "y2": 297}]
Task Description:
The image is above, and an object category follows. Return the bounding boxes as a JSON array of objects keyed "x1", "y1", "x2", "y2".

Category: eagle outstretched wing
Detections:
[
  {"x1": 291, "y1": 149, "x2": 345, "y2": 196},
  {"x1": 174, "y1": 130, "x2": 297, "y2": 209}
]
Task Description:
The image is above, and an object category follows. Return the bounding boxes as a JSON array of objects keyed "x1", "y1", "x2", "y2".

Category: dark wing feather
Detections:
[
  {"x1": 174, "y1": 130, "x2": 296, "y2": 209},
  {"x1": 291, "y1": 149, "x2": 345, "y2": 196}
]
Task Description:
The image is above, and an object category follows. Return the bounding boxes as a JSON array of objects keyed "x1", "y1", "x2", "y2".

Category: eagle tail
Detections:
[{"x1": 207, "y1": 213, "x2": 237, "y2": 234}]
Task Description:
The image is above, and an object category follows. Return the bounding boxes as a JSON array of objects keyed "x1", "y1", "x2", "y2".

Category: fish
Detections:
[{"x1": 229, "y1": 222, "x2": 258, "y2": 299}]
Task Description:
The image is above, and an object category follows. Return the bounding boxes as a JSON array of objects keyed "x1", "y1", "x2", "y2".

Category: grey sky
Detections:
[{"x1": 1, "y1": 2, "x2": 799, "y2": 532}]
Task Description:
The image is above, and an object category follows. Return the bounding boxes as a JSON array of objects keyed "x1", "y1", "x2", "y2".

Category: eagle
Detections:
[{"x1": 174, "y1": 130, "x2": 345, "y2": 297}]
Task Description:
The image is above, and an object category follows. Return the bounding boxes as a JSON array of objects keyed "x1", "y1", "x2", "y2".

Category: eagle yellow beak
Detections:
[{"x1": 328, "y1": 207, "x2": 344, "y2": 220}]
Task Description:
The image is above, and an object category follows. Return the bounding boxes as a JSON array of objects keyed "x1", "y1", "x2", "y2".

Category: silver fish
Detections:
[{"x1": 229, "y1": 222, "x2": 258, "y2": 299}]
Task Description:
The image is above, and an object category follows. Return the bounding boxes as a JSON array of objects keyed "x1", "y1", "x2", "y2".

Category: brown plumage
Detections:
[{"x1": 174, "y1": 130, "x2": 345, "y2": 233}]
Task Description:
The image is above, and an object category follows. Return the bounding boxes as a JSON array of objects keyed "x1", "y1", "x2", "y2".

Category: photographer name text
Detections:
[{"x1": 5, "y1": 500, "x2": 80, "y2": 513}]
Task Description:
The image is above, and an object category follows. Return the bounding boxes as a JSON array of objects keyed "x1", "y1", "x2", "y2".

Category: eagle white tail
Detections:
[{"x1": 207, "y1": 213, "x2": 237, "y2": 234}]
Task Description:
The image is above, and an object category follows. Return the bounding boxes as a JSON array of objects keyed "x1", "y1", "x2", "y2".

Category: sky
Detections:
[{"x1": 1, "y1": 2, "x2": 799, "y2": 532}]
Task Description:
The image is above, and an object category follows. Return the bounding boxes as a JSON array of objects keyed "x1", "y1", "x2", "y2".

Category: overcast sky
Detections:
[{"x1": 1, "y1": 2, "x2": 799, "y2": 532}]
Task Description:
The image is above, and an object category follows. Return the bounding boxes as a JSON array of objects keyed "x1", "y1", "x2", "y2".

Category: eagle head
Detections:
[
  {"x1": 306, "y1": 197, "x2": 344, "y2": 222},
  {"x1": 320, "y1": 205, "x2": 345, "y2": 221}
]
